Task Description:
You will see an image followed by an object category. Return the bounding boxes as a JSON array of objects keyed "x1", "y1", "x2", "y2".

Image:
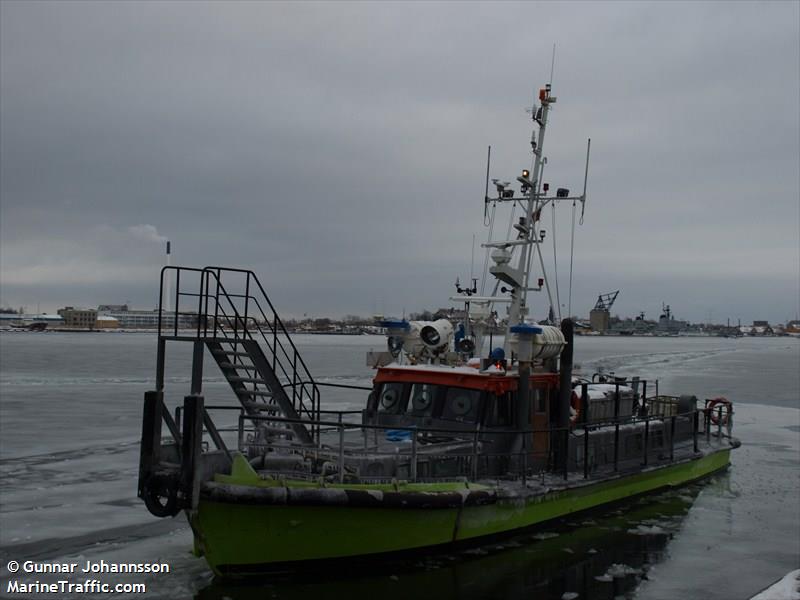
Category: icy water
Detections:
[{"x1": 0, "y1": 333, "x2": 798, "y2": 599}]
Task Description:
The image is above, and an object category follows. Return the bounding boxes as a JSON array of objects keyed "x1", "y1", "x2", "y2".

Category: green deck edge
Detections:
[{"x1": 191, "y1": 449, "x2": 730, "y2": 573}]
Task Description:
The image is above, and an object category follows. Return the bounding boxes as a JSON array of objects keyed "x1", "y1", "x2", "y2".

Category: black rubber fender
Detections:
[
  {"x1": 201, "y1": 481, "x2": 497, "y2": 509},
  {"x1": 142, "y1": 472, "x2": 181, "y2": 517}
]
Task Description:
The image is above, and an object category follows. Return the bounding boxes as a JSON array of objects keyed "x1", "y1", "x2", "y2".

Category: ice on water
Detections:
[
  {"x1": 750, "y1": 569, "x2": 800, "y2": 600},
  {"x1": 0, "y1": 332, "x2": 798, "y2": 599}
]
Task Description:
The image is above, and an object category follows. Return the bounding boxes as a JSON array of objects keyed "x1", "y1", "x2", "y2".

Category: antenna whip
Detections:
[
  {"x1": 483, "y1": 145, "x2": 491, "y2": 225},
  {"x1": 568, "y1": 200, "x2": 577, "y2": 318}
]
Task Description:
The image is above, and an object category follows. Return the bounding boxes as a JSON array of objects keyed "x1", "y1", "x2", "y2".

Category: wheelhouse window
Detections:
[
  {"x1": 441, "y1": 387, "x2": 481, "y2": 422},
  {"x1": 409, "y1": 383, "x2": 437, "y2": 417},
  {"x1": 533, "y1": 387, "x2": 549, "y2": 414},
  {"x1": 485, "y1": 392, "x2": 513, "y2": 426},
  {"x1": 378, "y1": 382, "x2": 406, "y2": 414}
]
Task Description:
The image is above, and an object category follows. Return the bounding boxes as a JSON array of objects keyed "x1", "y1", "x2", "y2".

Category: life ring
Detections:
[
  {"x1": 707, "y1": 397, "x2": 732, "y2": 425},
  {"x1": 142, "y1": 472, "x2": 181, "y2": 518},
  {"x1": 569, "y1": 390, "x2": 582, "y2": 425}
]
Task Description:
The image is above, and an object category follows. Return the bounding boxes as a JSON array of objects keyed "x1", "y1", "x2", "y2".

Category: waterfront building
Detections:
[
  {"x1": 96, "y1": 306, "x2": 199, "y2": 329},
  {"x1": 58, "y1": 307, "x2": 98, "y2": 328},
  {"x1": 589, "y1": 308, "x2": 609, "y2": 332},
  {"x1": 95, "y1": 315, "x2": 119, "y2": 329}
]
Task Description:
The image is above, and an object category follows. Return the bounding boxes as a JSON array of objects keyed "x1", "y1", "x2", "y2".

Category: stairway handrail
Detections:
[
  {"x1": 201, "y1": 266, "x2": 319, "y2": 388},
  {"x1": 201, "y1": 267, "x2": 319, "y2": 423},
  {"x1": 158, "y1": 266, "x2": 211, "y2": 339},
  {"x1": 157, "y1": 265, "x2": 321, "y2": 426},
  {"x1": 200, "y1": 301, "x2": 317, "y2": 419}
]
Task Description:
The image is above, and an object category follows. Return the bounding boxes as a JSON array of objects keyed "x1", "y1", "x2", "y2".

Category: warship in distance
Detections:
[{"x1": 137, "y1": 81, "x2": 739, "y2": 575}]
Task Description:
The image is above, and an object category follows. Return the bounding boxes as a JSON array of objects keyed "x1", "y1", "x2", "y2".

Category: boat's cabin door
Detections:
[{"x1": 530, "y1": 383, "x2": 552, "y2": 468}]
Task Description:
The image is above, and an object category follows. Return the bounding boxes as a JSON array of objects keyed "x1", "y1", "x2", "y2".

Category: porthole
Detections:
[
  {"x1": 412, "y1": 392, "x2": 431, "y2": 412},
  {"x1": 450, "y1": 395, "x2": 472, "y2": 416},
  {"x1": 380, "y1": 389, "x2": 398, "y2": 410}
]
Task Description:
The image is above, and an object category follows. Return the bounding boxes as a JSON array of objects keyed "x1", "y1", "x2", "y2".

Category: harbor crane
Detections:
[{"x1": 593, "y1": 290, "x2": 619, "y2": 312}]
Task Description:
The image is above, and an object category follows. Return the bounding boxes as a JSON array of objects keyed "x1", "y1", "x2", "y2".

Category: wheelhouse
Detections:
[{"x1": 364, "y1": 366, "x2": 561, "y2": 471}]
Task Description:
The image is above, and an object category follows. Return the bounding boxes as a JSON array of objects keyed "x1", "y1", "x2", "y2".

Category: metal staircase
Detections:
[
  {"x1": 138, "y1": 266, "x2": 323, "y2": 516},
  {"x1": 206, "y1": 339, "x2": 312, "y2": 445},
  {"x1": 155, "y1": 266, "x2": 320, "y2": 446}
]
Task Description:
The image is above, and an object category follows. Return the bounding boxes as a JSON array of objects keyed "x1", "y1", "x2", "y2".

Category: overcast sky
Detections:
[{"x1": 1, "y1": 1, "x2": 798, "y2": 324}]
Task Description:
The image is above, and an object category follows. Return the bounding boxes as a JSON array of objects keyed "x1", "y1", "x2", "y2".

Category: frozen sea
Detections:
[{"x1": 0, "y1": 332, "x2": 798, "y2": 599}]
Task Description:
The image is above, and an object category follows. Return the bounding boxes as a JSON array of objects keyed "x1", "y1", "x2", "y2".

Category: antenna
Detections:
[
  {"x1": 580, "y1": 138, "x2": 591, "y2": 223},
  {"x1": 581, "y1": 139, "x2": 591, "y2": 197},
  {"x1": 484, "y1": 146, "x2": 491, "y2": 224},
  {"x1": 470, "y1": 233, "x2": 476, "y2": 281},
  {"x1": 549, "y1": 44, "x2": 556, "y2": 86}
]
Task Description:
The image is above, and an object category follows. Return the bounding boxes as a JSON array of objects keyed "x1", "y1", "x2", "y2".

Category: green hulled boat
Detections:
[{"x1": 137, "y1": 81, "x2": 739, "y2": 576}]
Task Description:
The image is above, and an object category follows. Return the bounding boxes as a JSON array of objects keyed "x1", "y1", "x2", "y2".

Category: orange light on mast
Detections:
[{"x1": 539, "y1": 88, "x2": 547, "y2": 102}]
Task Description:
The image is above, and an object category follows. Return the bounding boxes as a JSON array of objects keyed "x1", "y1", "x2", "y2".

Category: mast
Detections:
[
  {"x1": 506, "y1": 84, "x2": 556, "y2": 343},
  {"x1": 450, "y1": 80, "x2": 589, "y2": 359}
]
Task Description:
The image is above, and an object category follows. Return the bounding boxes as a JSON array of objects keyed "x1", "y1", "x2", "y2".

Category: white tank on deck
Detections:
[
  {"x1": 509, "y1": 324, "x2": 566, "y2": 361},
  {"x1": 531, "y1": 325, "x2": 567, "y2": 359}
]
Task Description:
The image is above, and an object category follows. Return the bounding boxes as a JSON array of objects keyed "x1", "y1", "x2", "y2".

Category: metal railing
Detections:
[
  {"x1": 225, "y1": 403, "x2": 730, "y2": 485},
  {"x1": 157, "y1": 266, "x2": 321, "y2": 431}
]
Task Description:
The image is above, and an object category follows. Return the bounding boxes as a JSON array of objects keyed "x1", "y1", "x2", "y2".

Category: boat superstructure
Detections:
[{"x1": 137, "y1": 83, "x2": 739, "y2": 576}]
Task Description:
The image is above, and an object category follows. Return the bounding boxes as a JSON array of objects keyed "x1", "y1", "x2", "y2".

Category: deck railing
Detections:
[{"x1": 216, "y1": 404, "x2": 730, "y2": 485}]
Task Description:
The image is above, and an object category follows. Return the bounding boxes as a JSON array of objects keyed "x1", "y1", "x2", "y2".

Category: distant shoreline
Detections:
[
  {"x1": 0, "y1": 327, "x2": 387, "y2": 336},
  {"x1": 1, "y1": 327, "x2": 797, "y2": 340}
]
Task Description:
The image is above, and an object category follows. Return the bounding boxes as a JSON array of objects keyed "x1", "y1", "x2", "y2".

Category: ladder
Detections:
[{"x1": 154, "y1": 266, "x2": 320, "y2": 446}]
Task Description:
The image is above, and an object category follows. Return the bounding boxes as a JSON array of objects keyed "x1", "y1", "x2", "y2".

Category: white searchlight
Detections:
[
  {"x1": 419, "y1": 319, "x2": 454, "y2": 350},
  {"x1": 379, "y1": 318, "x2": 454, "y2": 362}
]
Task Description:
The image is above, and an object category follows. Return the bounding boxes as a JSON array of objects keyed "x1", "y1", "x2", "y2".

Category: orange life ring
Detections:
[
  {"x1": 569, "y1": 390, "x2": 582, "y2": 425},
  {"x1": 707, "y1": 397, "x2": 732, "y2": 425}
]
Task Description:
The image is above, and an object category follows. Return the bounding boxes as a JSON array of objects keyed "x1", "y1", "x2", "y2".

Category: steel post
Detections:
[
  {"x1": 670, "y1": 415, "x2": 676, "y2": 461},
  {"x1": 411, "y1": 432, "x2": 418, "y2": 482},
  {"x1": 472, "y1": 428, "x2": 480, "y2": 480},
  {"x1": 338, "y1": 423, "x2": 345, "y2": 484},
  {"x1": 581, "y1": 382, "x2": 589, "y2": 424},
  {"x1": 521, "y1": 430, "x2": 527, "y2": 485},
  {"x1": 558, "y1": 319, "x2": 574, "y2": 475},
  {"x1": 181, "y1": 394, "x2": 204, "y2": 510},
  {"x1": 138, "y1": 391, "x2": 163, "y2": 497},
  {"x1": 613, "y1": 385, "x2": 620, "y2": 471},
  {"x1": 155, "y1": 338, "x2": 166, "y2": 392},
  {"x1": 583, "y1": 427, "x2": 589, "y2": 479},
  {"x1": 642, "y1": 380, "x2": 648, "y2": 416},
  {"x1": 191, "y1": 340, "x2": 204, "y2": 396}
]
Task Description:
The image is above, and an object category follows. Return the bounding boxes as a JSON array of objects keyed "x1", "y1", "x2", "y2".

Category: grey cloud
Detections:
[{"x1": 1, "y1": 1, "x2": 798, "y2": 323}]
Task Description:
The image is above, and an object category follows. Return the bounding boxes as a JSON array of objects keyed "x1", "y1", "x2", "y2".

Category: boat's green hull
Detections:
[{"x1": 191, "y1": 449, "x2": 730, "y2": 575}]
